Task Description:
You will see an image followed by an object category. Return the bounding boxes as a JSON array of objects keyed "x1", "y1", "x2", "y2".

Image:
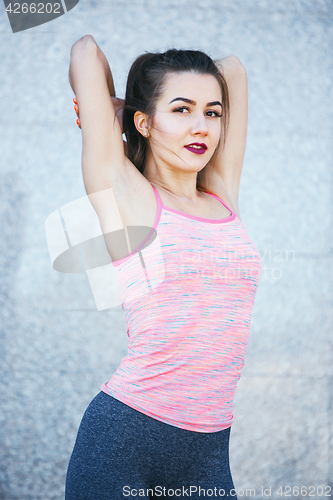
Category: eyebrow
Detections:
[{"x1": 169, "y1": 97, "x2": 222, "y2": 108}]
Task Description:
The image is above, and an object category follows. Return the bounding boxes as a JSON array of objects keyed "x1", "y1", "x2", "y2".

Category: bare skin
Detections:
[{"x1": 69, "y1": 36, "x2": 247, "y2": 258}]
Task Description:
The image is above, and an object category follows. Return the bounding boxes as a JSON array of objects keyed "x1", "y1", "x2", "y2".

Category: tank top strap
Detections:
[
  {"x1": 150, "y1": 184, "x2": 164, "y2": 230},
  {"x1": 204, "y1": 191, "x2": 234, "y2": 216},
  {"x1": 151, "y1": 184, "x2": 163, "y2": 210}
]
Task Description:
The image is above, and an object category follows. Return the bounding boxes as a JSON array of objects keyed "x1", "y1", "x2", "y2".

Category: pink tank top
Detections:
[{"x1": 101, "y1": 185, "x2": 262, "y2": 432}]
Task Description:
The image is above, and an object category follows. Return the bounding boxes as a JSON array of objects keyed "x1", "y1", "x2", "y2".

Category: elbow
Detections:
[
  {"x1": 229, "y1": 55, "x2": 244, "y2": 67},
  {"x1": 217, "y1": 56, "x2": 247, "y2": 78},
  {"x1": 227, "y1": 56, "x2": 247, "y2": 76},
  {"x1": 70, "y1": 34, "x2": 97, "y2": 58},
  {"x1": 69, "y1": 35, "x2": 98, "y2": 92}
]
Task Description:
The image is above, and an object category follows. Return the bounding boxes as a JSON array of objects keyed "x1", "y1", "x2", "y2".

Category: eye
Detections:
[
  {"x1": 173, "y1": 106, "x2": 190, "y2": 113},
  {"x1": 206, "y1": 110, "x2": 222, "y2": 117}
]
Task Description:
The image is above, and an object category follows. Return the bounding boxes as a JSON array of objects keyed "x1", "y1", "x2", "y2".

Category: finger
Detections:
[
  {"x1": 73, "y1": 96, "x2": 77, "y2": 105},
  {"x1": 76, "y1": 118, "x2": 81, "y2": 129}
]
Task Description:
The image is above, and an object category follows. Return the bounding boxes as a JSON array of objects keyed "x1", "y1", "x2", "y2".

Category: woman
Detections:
[{"x1": 65, "y1": 35, "x2": 261, "y2": 499}]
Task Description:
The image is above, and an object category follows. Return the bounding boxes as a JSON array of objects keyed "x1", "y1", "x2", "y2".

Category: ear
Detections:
[{"x1": 134, "y1": 111, "x2": 150, "y2": 138}]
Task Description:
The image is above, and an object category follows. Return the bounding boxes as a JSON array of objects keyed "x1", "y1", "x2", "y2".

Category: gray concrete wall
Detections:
[{"x1": 0, "y1": 0, "x2": 332, "y2": 498}]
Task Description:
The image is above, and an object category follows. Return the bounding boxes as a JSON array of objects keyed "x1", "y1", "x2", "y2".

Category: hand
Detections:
[
  {"x1": 72, "y1": 95, "x2": 125, "y2": 133},
  {"x1": 73, "y1": 96, "x2": 81, "y2": 129}
]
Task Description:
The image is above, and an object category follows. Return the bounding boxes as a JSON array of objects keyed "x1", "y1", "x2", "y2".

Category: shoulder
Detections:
[
  {"x1": 215, "y1": 55, "x2": 247, "y2": 77},
  {"x1": 216, "y1": 188, "x2": 241, "y2": 221},
  {"x1": 198, "y1": 168, "x2": 242, "y2": 222}
]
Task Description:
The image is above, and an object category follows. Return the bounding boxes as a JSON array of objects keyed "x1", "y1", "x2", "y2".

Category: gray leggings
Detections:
[{"x1": 65, "y1": 391, "x2": 237, "y2": 500}]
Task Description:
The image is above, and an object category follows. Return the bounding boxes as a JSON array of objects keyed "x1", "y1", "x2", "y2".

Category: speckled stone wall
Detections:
[{"x1": 0, "y1": 0, "x2": 332, "y2": 498}]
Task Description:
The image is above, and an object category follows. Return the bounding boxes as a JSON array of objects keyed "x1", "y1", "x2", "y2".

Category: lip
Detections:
[{"x1": 184, "y1": 143, "x2": 208, "y2": 155}]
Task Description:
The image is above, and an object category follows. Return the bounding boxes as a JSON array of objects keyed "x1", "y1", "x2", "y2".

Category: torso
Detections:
[{"x1": 101, "y1": 162, "x2": 240, "y2": 262}]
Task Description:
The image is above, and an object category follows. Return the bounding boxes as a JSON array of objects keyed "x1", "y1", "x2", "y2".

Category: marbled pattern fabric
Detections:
[{"x1": 102, "y1": 185, "x2": 262, "y2": 432}]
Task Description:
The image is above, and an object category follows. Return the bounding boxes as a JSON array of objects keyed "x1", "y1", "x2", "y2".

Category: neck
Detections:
[
  {"x1": 149, "y1": 180, "x2": 203, "y2": 202},
  {"x1": 143, "y1": 150, "x2": 203, "y2": 202}
]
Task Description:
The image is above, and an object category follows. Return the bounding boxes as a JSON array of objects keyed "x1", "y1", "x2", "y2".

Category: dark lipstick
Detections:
[{"x1": 184, "y1": 143, "x2": 208, "y2": 155}]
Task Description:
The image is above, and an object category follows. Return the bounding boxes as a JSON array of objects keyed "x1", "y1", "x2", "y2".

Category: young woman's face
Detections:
[{"x1": 147, "y1": 71, "x2": 223, "y2": 174}]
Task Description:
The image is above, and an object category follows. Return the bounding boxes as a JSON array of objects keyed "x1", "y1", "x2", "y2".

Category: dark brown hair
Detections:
[{"x1": 122, "y1": 49, "x2": 229, "y2": 187}]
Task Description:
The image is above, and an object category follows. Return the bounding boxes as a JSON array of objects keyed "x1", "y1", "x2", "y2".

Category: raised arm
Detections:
[
  {"x1": 206, "y1": 56, "x2": 248, "y2": 207},
  {"x1": 69, "y1": 35, "x2": 130, "y2": 198},
  {"x1": 69, "y1": 36, "x2": 116, "y2": 98}
]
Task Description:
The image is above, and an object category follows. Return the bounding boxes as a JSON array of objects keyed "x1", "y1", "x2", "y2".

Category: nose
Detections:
[{"x1": 190, "y1": 113, "x2": 208, "y2": 137}]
